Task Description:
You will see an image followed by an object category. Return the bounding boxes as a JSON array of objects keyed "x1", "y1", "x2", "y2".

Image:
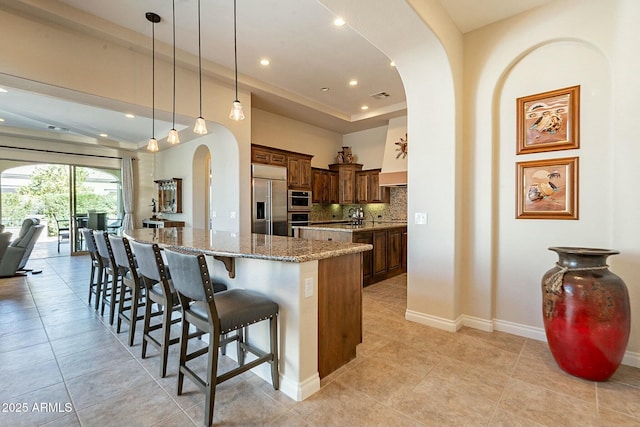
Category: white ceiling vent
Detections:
[{"x1": 370, "y1": 91, "x2": 390, "y2": 100}]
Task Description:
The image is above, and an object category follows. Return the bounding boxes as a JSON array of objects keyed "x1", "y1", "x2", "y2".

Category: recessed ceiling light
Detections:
[
  {"x1": 0, "y1": 88, "x2": 7, "y2": 93},
  {"x1": 334, "y1": 17, "x2": 345, "y2": 26},
  {"x1": 99, "y1": 133, "x2": 108, "y2": 138},
  {"x1": 320, "y1": 87, "x2": 330, "y2": 92},
  {"x1": 361, "y1": 105, "x2": 369, "y2": 111},
  {"x1": 125, "y1": 113, "x2": 135, "y2": 118},
  {"x1": 390, "y1": 61, "x2": 396, "y2": 67},
  {"x1": 349, "y1": 79, "x2": 358, "y2": 86},
  {"x1": 260, "y1": 58, "x2": 270, "y2": 66},
  {"x1": 0, "y1": 118, "x2": 5, "y2": 122}
]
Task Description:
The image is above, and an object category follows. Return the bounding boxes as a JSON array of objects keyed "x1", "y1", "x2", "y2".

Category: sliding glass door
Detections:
[{"x1": 0, "y1": 162, "x2": 121, "y2": 257}]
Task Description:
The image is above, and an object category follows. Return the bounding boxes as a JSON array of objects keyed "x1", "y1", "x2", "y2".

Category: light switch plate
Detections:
[
  {"x1": 230, "y1": 211, "x2": 237, "y2": 219},
  {"x1": 415, "y1": 212, "x2": 427, "y2": 225}
]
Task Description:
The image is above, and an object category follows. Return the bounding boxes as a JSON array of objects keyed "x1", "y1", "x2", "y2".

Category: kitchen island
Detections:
[
  {"x1": 123, "y1": 227, "x2": 371, "y2": 401},
  {"x1": 294, "y1": 221, "x2": 407, "y2": 285}
]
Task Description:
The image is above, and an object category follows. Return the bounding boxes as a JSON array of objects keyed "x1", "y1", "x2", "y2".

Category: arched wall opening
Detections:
[{"x1": 319, "y1": 0, "x2": 463, "y2": 328}]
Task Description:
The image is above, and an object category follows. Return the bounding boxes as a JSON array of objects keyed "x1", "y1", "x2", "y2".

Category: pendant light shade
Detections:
[
  {"x1": 193, "y1": 0, "x2": 208, "y2": 134},
  {"x1": 147, "y1": 137, "x2": 159, "y2": 152},
  {"x1": 194, "y1": 116, "x2": 207, "y2": 134},
  {"x1": 146, "y1": 12, "x2": 161, "y2": 152},
  {"x1": 168, "y1": 0, "x2": 180, "y2": 144},
  {"x1": 229, "y1": 0, "x2": 245, "y2": 121}
]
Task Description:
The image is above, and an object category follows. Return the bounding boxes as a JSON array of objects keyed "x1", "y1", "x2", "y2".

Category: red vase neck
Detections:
[{"x1": 549, "y1": 247, "x2": 619, "y2": 269}]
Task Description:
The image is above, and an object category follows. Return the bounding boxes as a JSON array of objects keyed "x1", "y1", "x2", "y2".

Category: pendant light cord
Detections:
[
  {"x1": 152, "y1": 18, "x2": 155, "y2": 138},
  {"x1": 172, "y1": 0, "x2": 176, "y2": 128},
  {"x1": 233, "y1": 0, "x2": 238, "y2": 102},
  {"x1": 198, "y1": 0, "x2": 203, "y2": 116}
]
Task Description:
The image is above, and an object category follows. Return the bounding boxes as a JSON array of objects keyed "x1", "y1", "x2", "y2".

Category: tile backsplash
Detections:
[{"x1": 310, "y1": 187, "x2": 407, "y2": 222}]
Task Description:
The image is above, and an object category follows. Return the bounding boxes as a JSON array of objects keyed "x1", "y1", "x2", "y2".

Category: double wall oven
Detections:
[{"x1": 287, "y1": 190, "x2": 311, "y2": 236}]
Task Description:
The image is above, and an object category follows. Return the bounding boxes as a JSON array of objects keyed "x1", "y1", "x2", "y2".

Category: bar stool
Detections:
[
  {"x1": 164, "y1": 248, "x2": 279, "y2": 427},
  {"x1": 81, "y1": 228, "x2": 103, "y2": 310},
  {"x1": 93, "y1": 231, "x2": 120, "y2": 325},
  {"x1": 129, "y1": 240, "x2": 182, "y2": 378},
  {"x1": 109, "y1": 235, "x2": 145, "y2": 346}
]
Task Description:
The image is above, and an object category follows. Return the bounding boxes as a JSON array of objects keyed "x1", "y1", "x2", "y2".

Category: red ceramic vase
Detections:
[{"x1": 542, "y1": 247, "x2": 630, "y2": 381}]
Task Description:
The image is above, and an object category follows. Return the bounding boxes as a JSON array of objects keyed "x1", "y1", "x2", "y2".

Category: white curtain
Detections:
[{"x1": 122, "y1": 156, "x2": 135, "y2": 230}]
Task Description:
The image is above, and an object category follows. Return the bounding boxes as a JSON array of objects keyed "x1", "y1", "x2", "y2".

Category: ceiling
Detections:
[{"x1": 0, "y1": 0, "x2": 553, "y2": 150}]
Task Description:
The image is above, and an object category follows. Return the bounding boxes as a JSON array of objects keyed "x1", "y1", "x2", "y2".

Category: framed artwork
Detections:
[
  {"x1": 516, "y1": 85, "x2": 580, "y2": 155},
  {"x1": 516, "y1": 157, "x2": 579, "y2": 220}
]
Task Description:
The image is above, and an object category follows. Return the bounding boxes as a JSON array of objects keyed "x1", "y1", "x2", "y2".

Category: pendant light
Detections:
[
  {"x1": 167, "y1": 0, "x2": 180, "y2": 144},
  {"x1": 146, "y1": 12, "x2": 161, "y2": 152},
  {"x1": 229, "y1": 0, "x2": 245, "y2": 121},
  {"x1": 193, "y1": 0, "x2": 208, "y2": 134}
]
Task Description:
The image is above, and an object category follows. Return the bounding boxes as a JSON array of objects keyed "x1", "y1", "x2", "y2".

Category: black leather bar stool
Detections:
[
  {"x1": 164, "y1": 248, "x2": 279, "y2": 427},
  {"x1": 109, "y1": 235, "x2": 145, "y2": 346},
  {"x1": 81, "y1": 228, "x2": 103, "y2": 310},
  {"x1": 93, "y1": 231, "x2": 120, "y2": 325}
]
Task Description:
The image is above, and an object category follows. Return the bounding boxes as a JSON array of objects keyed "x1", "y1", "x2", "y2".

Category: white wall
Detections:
[
  {"x1": 342, "y1": 125, "x2": 387, "y2": 168},
  {"x1": 251, "y1": 109, "x2": 342, "y2": 168},
  {"x1": 464, "y1": 0, "x2": 640, "y2": 359}
]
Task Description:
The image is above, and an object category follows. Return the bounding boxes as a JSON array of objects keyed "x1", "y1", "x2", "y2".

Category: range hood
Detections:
[{"x1": 379, "y1": 116, "x2": 408, "y2": 187}]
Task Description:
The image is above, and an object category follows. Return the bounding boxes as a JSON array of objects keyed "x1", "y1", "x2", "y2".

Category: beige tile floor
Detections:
[{"x1": 1, "y1": 255, "x2": 640, "y2": 426}]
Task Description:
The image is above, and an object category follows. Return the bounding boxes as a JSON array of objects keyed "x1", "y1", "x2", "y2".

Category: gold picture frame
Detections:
[
  {"x1": 516, "y1": 157, "x2": 579, "y2": 220},
  {"x1": 517, "y1": 85, "x2": 580, "y2": 155}
]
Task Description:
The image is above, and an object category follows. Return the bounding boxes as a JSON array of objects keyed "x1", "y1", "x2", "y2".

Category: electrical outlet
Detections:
[
  {"x1": 230, "y1": 211, "x2": 236, "y2": 219},
  {"x1": 304, "y1": 277, "x2": 314, "y2": 298}
]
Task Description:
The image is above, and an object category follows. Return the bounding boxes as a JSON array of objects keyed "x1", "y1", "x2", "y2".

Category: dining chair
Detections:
[
  {"x1": 52, "y1": 213, "x2": 70, "y2": 253},
  {"x1": 80, "y1": 228, "x2": 103, "y2": 310},
  {"x1": 93, "y1": 230, "x2": 120, "y2": 325},
  {"x1": 109, "y1": 234, "x2": 145, "y2": 346},
  {"x1": 164, "y1": 248, "x2": 279, "y2": 427}
]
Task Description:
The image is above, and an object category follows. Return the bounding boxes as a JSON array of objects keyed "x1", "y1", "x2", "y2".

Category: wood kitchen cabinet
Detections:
[
  {"x1": 251, "y1": 144, "x2": 313, "y2": 190},
  {"x1": 356, "y1": 169, "x2": 390, "y2": 203},
  {"x1": 352, "y1": 226, "x2": 407, "y2": 286},
  {"x1": 251, "y1": 145, "x2": 287, "y2": 166},
  {"x1": 288, "y1": 154, "x2": 312, "y2": 190},
  {"x1": 329, "y1": 163, "x2": 363, "y2": 204},
  {"x1": 312, "y1": 168, "x2": 339, "y2": 204}
]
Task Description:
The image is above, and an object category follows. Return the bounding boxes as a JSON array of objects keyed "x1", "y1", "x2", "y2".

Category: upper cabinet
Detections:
[
  {"x1": 329, "y1": 163, "x2": 363, "y2": 204},
  {"x1": 356, "y1": 169, "x2": 390, "y2": 204},
  {"x1": 312, "y1": 168, "x2": 339, "y2": 204},
  {"x1": 251, "y1": 144, "x2": 313, "y2": 191},
  {"x1": 251, "y1": 145, "x2": 287, "y2": 166},
  {"x1": 288, "y1": 154, "x2": 312, "y2": 190},
  {"x1": 155, "y1": 178, "x2": 182, "y2": 213}
]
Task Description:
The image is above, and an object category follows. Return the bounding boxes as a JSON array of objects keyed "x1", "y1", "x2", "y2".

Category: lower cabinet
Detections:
[{"x1": 353, "y1": 226, "x2": 406, "y2": 286}]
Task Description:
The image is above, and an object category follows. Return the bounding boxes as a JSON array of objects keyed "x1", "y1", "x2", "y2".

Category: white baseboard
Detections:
[
  {"x1": 405, "y1": 309, "x2": 462, "y2": 332},
  {"x1": 405, "y1": 312, "x2": 640, "y2": 368}
]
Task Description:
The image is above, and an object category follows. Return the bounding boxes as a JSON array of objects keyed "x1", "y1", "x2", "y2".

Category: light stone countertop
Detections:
[
  {"x1": 123, "y1": 227, "x2": 371, "y2": 263},
  {"x1": 295, "y1": 221, "x2": 408, "y2": 234}
]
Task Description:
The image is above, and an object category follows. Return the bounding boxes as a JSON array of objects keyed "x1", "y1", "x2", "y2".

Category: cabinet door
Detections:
[
  {"x1": 387, "y1": 228, "x2": 403, "y2": 273},
  {"x1": 251, "y1": 148, "x2": 271, "y2": 164},
  {"x1": 356, "y1": 172, "x2": 368, "y2": 203},
  {"x1": 312, "y1": 168, "x2": 324, "y2": 203},
  {"x1": 300, "y1": 159, "x2": 312, "y2": 190},
  {"x1": 270, "y1": 152, "x2": 287, "y2": 166},
  {"x1": 353, "y1": 232, "x2": 373, "y2": 286},
  {"x1": 372, "y1": 231, "x2": 388, "y2": 277},
  {"x1": 288, "y1": 157, "x2": 300, "y2": 188},
  {"x1": 340, "y1": 168, "x2": 356, "y2": 204},
  {"x1": 328, "y1": 171, "x2": 339, "y2": 203}
]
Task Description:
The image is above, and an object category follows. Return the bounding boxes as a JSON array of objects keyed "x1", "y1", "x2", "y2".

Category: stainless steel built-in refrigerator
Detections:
[{"x1": 252, "y1": 164, "x2": 288, "y2": 236}]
